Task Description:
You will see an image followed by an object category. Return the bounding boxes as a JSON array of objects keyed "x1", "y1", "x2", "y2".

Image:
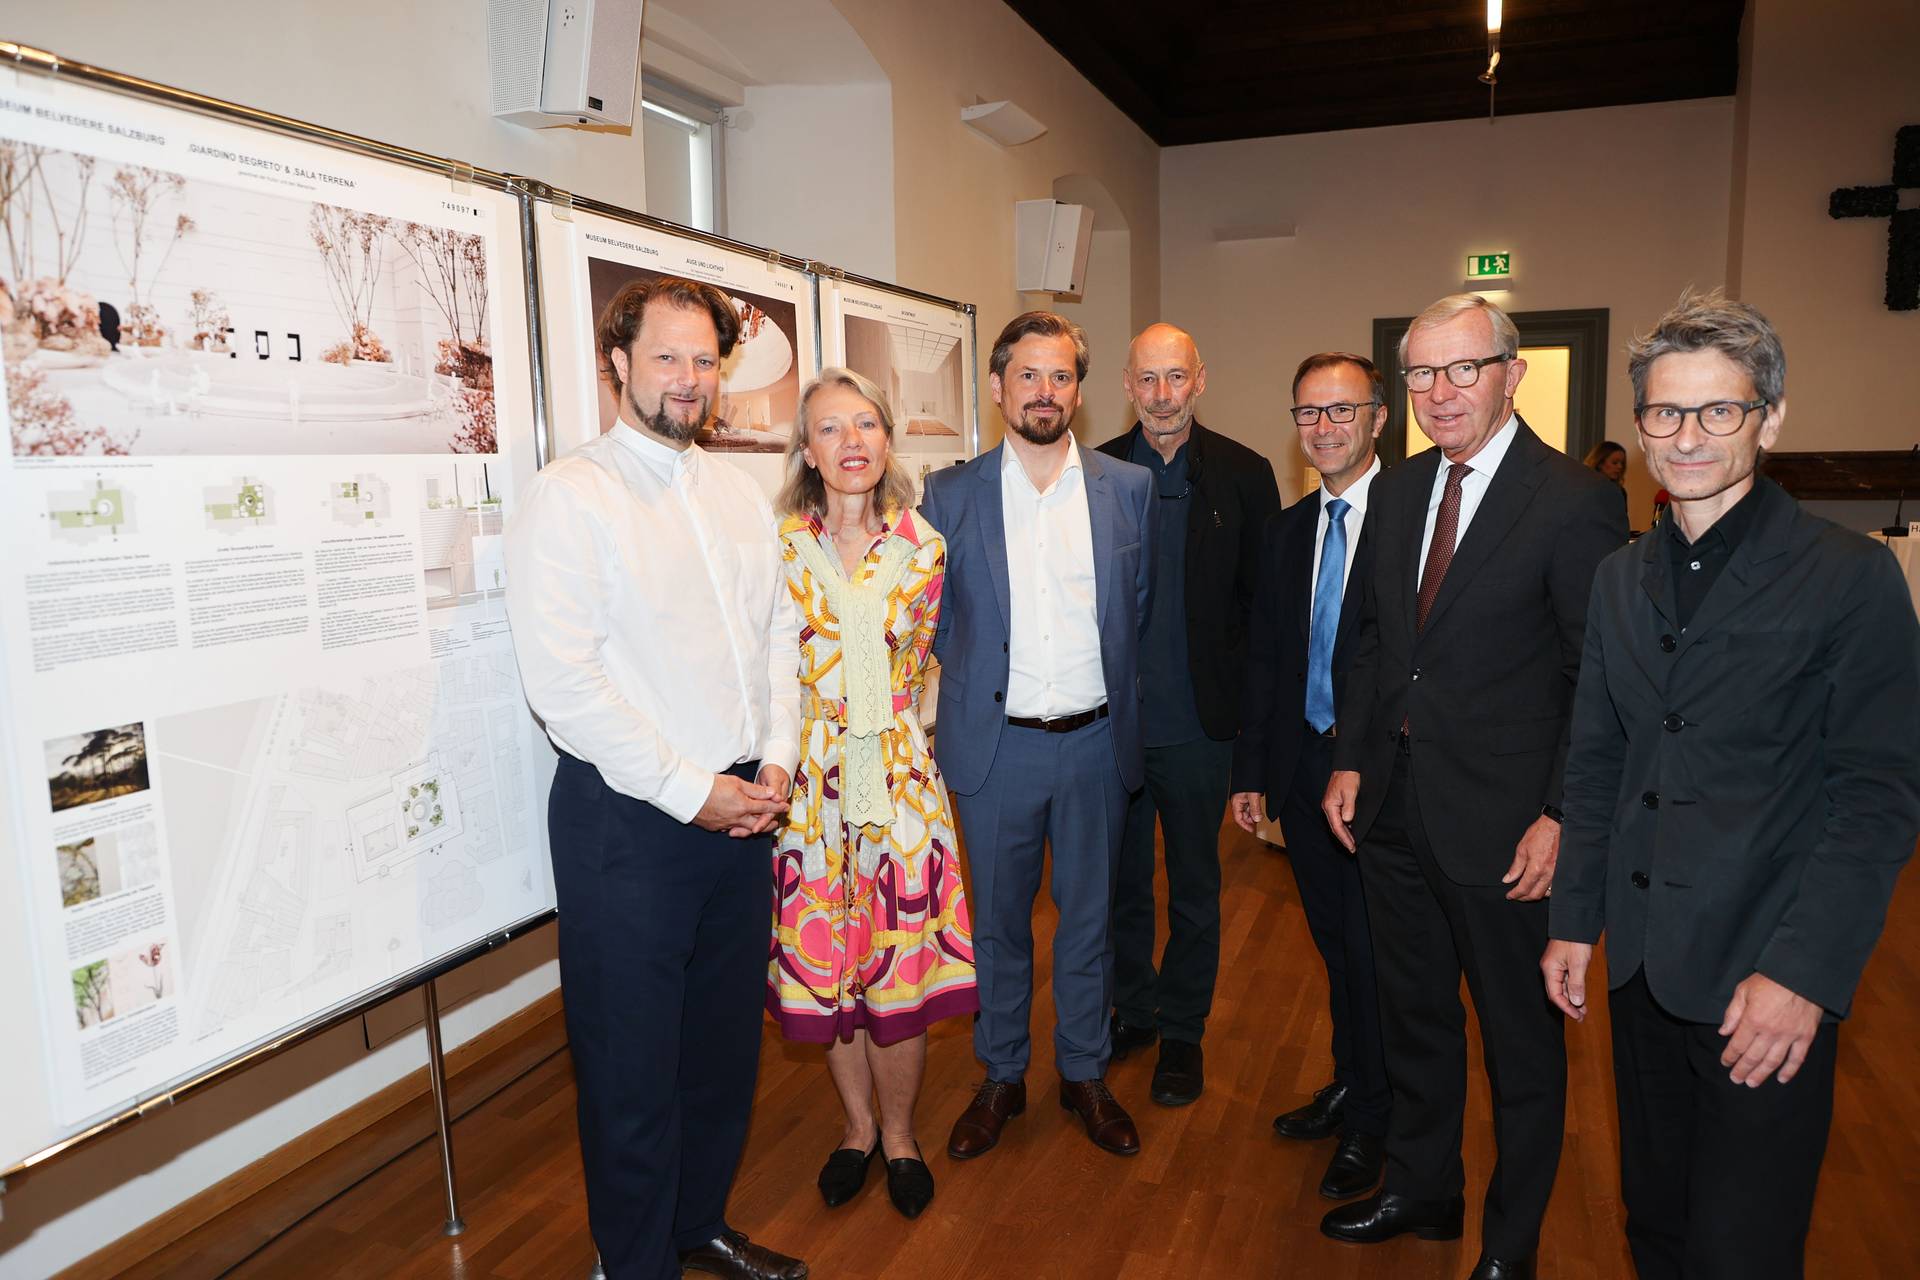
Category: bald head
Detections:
[{"x1": 1124, "y1": 322, "x2": 1207, "y2": 453}]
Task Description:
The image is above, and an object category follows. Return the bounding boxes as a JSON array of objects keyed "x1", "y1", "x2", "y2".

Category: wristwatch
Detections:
[{"x1": 1540, "y1": 803, "x2": 1565, "y2": 824}]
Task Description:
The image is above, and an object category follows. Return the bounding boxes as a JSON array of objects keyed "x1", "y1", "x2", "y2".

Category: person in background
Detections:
[
  {"x1": 504, "y1": 276, "x2": 807, "y2": 1280},
  {"x1": 1232, "y1": 352, "x2": 1390, "y2": 1201},
  {"x1": 921, "y1": 311, "x2": 1156, "y2": 1164},
  {"x1": 1583, "y1": 440, "x2": 1627, "y2": 485},
  {"x1": 767, "y1": 368, "x2": 977, "y2": 1222},
  {"x1": 1097, "y1": 323, "x2": 1279, "y2": 1107},
  {"x1": 1543, "y1": 290, "x2": 1920, "y2": 1280}
]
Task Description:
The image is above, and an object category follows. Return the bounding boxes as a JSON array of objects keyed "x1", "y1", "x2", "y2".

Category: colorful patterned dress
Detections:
[{"x1": 768, "y1": 509, "x2": 977, "y2": 1045}]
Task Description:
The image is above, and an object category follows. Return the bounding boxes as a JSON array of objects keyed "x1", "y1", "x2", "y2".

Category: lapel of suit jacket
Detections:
[
  {"x1": 1417, "y1": 419, "x2": 1547, "y2": 637},
  {"x1": 1399, "y1": 449, "x2": 1442, "y2": 639},
  {"x1": 1290, "y1": 498, "x2": 1316, "y2": 644},
  {"x1": 1671, "y1": 476, "x2": 1799, "y2": 655},
  {"x1": 976, "y1": 445, "x2": 1012, "y2": 631},
  {"x1": 1638, "y1": 522, "x2": 1676, "y2": 628},
  {"x1": 1082, "y1": 444, "x2": 1118, "y2": 629}
]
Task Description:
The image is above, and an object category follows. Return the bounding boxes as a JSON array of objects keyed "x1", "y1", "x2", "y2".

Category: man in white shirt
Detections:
[
  {"x1": 1231, "y1": 352, "x2": 1391, "y2": 1202},
  {"x1": 1317, "y1": 296, "x2": 1626, "y2": 1280},
  {"x1": 918, "y1": 312, "x2": 1156, "y2": 1162},
  {"x1": 504, "y1": 277, "x2": 806, "y2": 1280}
]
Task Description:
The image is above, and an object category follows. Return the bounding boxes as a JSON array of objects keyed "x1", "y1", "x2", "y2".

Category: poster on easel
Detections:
[
  {"x1": 816, "y1": 275, "x2": 976, "y2": 502},
  {"x1": 0, "y1": 64, "x2": 554, "y2": 1169},
  {"x1": 531, "y1": 198, "x2": 818, "y2": 499}
]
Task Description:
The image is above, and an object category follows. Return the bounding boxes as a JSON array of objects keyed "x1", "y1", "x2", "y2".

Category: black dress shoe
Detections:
[
  {"x1": 1273, "y1": 1080, "x2": 1348, "y2": 1140},
  {"x1": 679, "y1": 1230, "x2": 809, "y2": 1279},
  {"x1": 1320, "y1": 1191, "x2": 1465, "y2": 1243},
  {"x1": 816, "y1": 1141, "x2": 877, "y2": 1208},
  {"x1": 1318, "y1": 1131, "x2": 1384, "y2": 1200},
  {"x1": 884, "y1": 1143, "x2": 935, "y2": 1219},
  {"x1": 1110, "y1": 1013, "x2": 1158, "y2": 1061},
  {"x1": 1150, "y1": 1038, "x2": 1204, "y2": 1106},
  {"x1": 1467, "y1": 1255, "x2": 1534, "y2": 1280}
]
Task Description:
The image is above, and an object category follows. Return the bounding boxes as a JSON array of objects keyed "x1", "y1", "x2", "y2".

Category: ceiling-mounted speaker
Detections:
[
  {"x1": 1015, "y1": 199, "x2": 1094, "y2": 297},
  {"x1": 489, "y1": 0, "x2": 646, "y2": 129},
  {"x1": 962, "y1": 100, "x2": 1048, "y2": 148}
]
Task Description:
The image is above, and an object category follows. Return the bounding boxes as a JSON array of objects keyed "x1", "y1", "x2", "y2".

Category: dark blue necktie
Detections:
[{"x1": 1306, "y1": 497, "x2": 1350, "y2": 733}]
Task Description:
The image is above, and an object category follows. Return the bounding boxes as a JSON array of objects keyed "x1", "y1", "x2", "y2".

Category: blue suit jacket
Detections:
[{"x1": 920, "y1": 442, "x2": 1155, "y2": 796}]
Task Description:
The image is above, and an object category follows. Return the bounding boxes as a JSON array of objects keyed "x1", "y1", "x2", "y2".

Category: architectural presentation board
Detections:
[
  {"x1": 816, "y1": 274, "x2": 977, "y2": 503},
  {"x1": 533, "y1": 196, "x2": 819, "y2": 497},
  {"x1": 0, "y1": 64, "x2": 556, "y2": 1177}
]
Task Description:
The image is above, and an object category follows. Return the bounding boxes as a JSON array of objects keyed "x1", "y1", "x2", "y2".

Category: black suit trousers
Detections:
[
  {"x1": 1608, "y1": 969, "x2": 1836, "y2": 1280},
  {"x1": 1279, "y1": 732, "x2": 1391, "y2": 1135},
  {"x1": 1357, "y1": 749, "x2": 1565, "y2": 1258},
  {"x1": 549, "y1": 754, "x2": 768, "y2": 1280}
]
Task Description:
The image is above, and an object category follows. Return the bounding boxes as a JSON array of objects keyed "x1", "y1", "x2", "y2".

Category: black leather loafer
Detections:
[
  {"x1": 1273, "y1": 1081, "x2": 1348, "y2": 1140},
  {"x1": 816, "y1": 1142, "x2": 877, "y2": 1208},
  {"x1": 1150, "y1": 1038, "x2": 1204, "y2": 1106},
  {"x1": 679, "y1": 1230, "x2": 809, "y2": 1279},
  {"x1": 885, "y1": 1143, "x2": 935, "y2": 1219},
  {"x1": 1319, "y1": 1131, "x2": 1385, "y2": 1200},
  {"x1": 1320, "y1": 1191, "x2": 1465, "y2": 1243},
  {"x1": 1467, "y1": 1255, "x2": 1534, "y2": 1279}
]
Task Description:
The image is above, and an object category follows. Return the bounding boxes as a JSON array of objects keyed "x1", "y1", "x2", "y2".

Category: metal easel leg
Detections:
[
  {"x1": 590, "y1": 1255, "x2": 606, "y2": 1278},
  {"x1": 423, "y1": 979, "x2": 466, "y2": 1237}
]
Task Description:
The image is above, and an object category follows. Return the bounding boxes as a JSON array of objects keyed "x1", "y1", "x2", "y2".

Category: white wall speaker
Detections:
[
  {"x1": 1015, "y1": 199, "x2": 1095, "y2": 297},
  {"x1": 489, "y1": 0, "x2": 646, "y2": 129},
  {"x1": 961, "y1": 100, "x2": 1048, "y2": 148}
]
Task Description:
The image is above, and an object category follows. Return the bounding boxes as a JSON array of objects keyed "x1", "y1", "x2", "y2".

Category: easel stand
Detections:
[{"x1": 422, "y1": 980, "x2": 466, "y2": 1237}]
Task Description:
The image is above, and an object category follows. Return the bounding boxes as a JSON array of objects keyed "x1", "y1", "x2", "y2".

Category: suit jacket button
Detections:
[
  {"x1": 1659, "y1": 634, "x2": 1677, "y2": 652},
  {"x1": 994, "y1": 690, "x2": 1004, "y2": 703},
  {"x1": 1662, "y1": 712, "x2": 1684, "y2": 732},
  {"x1": 1003, "y1": 642, "x2": 1009, "y2": 653},
  {"x1": 1631, "y1": 871, "x2": 1650, "y2": 889},
  {"x1": 1410, "y1": 668, "x2": 1421, "y2": 681},
  {"x1": 1642, "y1": 791, "x2": 1660, "y2": 809}
]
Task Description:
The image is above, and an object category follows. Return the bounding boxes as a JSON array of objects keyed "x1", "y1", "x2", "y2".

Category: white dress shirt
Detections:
[
  {"x1": 503, "y1": 421, "x2": 801, "y2": 824},
  {"x1": 1001, "y1": 435, "x2": 1106, "y2": 718},
  {"x1": 1418, "y1": 413, "x2": 1520, "y2": 573},
  {"x1": 1308, "y1": 455, "x2": 1382, "y2": 616}
]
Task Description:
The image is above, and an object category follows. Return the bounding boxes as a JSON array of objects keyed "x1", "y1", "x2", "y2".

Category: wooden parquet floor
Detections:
[{"x1": 215, "y1": 821, "x2": 1920, "y2": 1279}]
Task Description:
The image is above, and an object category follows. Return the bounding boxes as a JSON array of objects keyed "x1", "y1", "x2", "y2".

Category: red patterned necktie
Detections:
[{"x1": 1416, "y1": 462, "x2": 1470, "y2": 631}]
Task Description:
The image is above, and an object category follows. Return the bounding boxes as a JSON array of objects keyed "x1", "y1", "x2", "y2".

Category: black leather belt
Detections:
[{"x1": 1007, "y1": 704, "x2": 1110, "y2": 733}]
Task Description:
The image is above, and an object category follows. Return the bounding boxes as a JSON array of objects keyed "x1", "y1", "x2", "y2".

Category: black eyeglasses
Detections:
[
  {"x1": 1635, "y1": 399, "x2": 1768, "y2": 438},
  {"x1": 1291, "y1": 401, "x2": 1380, "y2": 426},
  {"x1": 1401, "y1": 353, "x2": 1512, "y2": 393}
]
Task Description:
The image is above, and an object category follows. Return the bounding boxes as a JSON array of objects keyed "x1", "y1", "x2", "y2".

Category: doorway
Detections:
[{"x1": 1370, "y1": 308, "x2": 1609, "y2": 464}]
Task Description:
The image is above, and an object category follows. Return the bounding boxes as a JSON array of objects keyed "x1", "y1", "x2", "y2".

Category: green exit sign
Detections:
[{"x1": 1468, "y1": 253, "x2": 1512, "y2": 278}]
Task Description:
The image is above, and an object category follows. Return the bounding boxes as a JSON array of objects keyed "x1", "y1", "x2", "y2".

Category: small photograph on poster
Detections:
[
  {"x1": 418, "y1": 458, "x2": 507, "y2": 609},
  {"x1": 71, "y1": 959, "x2": 115, "y2": 1030},
  {"x1": 842, "y1": 313, "x2": 966, "y2": 450},
  {"x1": 109, "y1": 940, "x2": 173, "y2": 1015},
  {"x1": 586, "y1": 258, "x2": 800, "y2": 453},
  {"x1": 0, "y1": 143, "x2": 495, "y2": 457},
  {"x1": 56, "y1": 822, "x2": 161, "y2": 908},
  {"x1": 45, "y1": 722, "x2": 151, "y2": 814}
]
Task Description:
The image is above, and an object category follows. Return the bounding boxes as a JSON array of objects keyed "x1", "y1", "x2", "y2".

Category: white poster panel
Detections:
[
  {"x1": 817, "y1": 276, "x2": 976, "y2": 503},
  {"x1": 535, "y1": 204, "x2": 817, "y2": 498},
  {"x1": 0, "y1": 71, "x2": 553, "y2": 1160}
]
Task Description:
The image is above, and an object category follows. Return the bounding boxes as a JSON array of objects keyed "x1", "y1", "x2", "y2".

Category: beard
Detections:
[
  {"x1": 1139, "y1": 400, "x2": 1195, "y2": 437},
  {"x1": 1009, "y1": 399, "x2": 1074, "y2": 446},
  {"x1": 629, "y1": 384, "x2": 709, "y2": 444}
]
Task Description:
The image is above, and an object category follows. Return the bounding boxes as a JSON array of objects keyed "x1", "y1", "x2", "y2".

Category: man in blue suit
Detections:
[{"x1": 921, "y1": 311, "x2": 1156, "y2": 1161}]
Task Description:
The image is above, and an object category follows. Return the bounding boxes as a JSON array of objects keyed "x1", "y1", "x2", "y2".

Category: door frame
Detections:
[{"x1": 1370, "y1": 307, "x2": 1610, "y2": 463}]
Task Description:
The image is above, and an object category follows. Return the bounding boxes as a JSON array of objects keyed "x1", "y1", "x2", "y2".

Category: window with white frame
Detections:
[{"x1": 640, "y1": 78, "x2": 726, "y2": 234}]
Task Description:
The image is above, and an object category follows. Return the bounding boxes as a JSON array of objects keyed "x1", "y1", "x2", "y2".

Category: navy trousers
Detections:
[
  {"x1": 952, "y1": 718, "x2": 1130, "y2": 1083},
  {"x1": 548, "y1": 755, "x2": 767, "y2": 1280}
]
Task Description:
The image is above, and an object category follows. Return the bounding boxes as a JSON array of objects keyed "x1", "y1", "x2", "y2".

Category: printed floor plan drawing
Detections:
[
  {"x1": 327, "y1": 474, "x2": 392, "y2": 526},
  {"x1": 47, "y1": 477, "x2": 135, "y2": 543},
  {"x1": 203, "y1": 477, "x2": 275, "y2": 530}
]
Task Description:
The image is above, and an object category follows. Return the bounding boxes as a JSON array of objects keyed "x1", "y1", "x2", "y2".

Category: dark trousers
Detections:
[
  {"x1": 1279, "y1": 732, "x2": 1391, "y2": 1136},
  {"x1": 1357, "y1": 752, "x2": 1565, "y2": 1259},
  {"x1": 549, "y1": 755, "x2": 768, "y2": 1280},
  {"x1": 953, "y1": 718, "x2": 1129, "y2": 1082},
  {"x1": 1112, "y1": 735, "x2": 1233, "y2": 1043},
  {"x1": 1609, "y1": 969, "x2": 1837, "y2": 1280}
]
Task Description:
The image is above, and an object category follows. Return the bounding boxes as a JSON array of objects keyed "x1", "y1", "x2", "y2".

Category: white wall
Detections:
[{"x1": 1161, "y1": 98, "x2": 1736, "y2": 515}]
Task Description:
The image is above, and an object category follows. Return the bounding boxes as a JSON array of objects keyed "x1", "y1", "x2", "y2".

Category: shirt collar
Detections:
[
  {"x1": 611, "y1": 419, "x2": 699, "y2": 485},
  {"x1": 1664, "y1": 475, "x2": 1765, "y2": 553},
  {"x1": 1001, "y1": 432, "x2": 1083, "y2": 497},
  {"x1": 1445, "y1": 412, "x2": 1520, "y2": 478},
  {"x1": 1320, "y1": 454, "x2": 1381, "y2": 520}
]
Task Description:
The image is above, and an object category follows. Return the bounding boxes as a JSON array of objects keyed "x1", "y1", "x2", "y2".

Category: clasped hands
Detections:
[{"x1": 693, "y1": 765, "x2": 792, "y2": 838}]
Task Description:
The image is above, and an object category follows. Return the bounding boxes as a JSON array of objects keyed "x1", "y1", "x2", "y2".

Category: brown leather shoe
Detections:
[
  {"x1": 947, "y1": 1078, "x2": 1026, "y2": 1159},
  {"x1": 678, "y1": 1229, "x2": 809, "y2": 1279},
  {"x1": 1058, "y1": 1077, "x2": 1140, "y2": 1156}
]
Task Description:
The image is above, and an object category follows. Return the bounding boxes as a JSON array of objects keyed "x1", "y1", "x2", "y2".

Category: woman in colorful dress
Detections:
[{"x1": 767, "y1": 367, "x2": 977, "y2": 1220}]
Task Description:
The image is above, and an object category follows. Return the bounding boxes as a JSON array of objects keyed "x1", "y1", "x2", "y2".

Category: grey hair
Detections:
[
  {"x1": 1626, "y1": 288, "x2": 1786, "y2": 408},
  {"x1": 1398, "y1": 293, "x2": 1521, "y2": 366},
  {"x1": 775, "y1": 366, "x2": 917, "y2": 520}
]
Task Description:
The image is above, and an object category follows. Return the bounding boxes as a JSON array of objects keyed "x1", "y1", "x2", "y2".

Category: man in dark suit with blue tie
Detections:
[
  {"x1": 1232, "y1": 352, "x2": 1390, "y2": 1201},
  {"x1": 920, "y1": 312, "x2": 1156, "y2": 1162}
]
